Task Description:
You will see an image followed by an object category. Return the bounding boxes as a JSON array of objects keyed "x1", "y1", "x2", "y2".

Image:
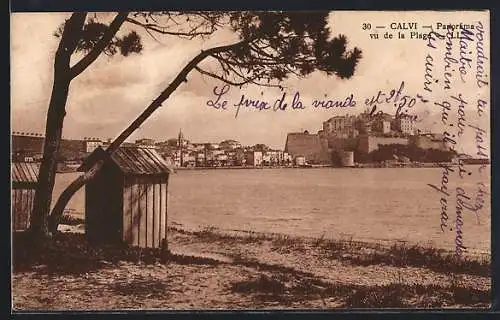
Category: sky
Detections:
[{"x1": 10, "y1": 11, "x2": 490, "y2": 155}]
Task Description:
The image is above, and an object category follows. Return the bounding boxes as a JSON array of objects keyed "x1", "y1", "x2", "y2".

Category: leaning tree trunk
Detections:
[{"x1": 48, "y1": 37, "x2": 255, "y2": 234}]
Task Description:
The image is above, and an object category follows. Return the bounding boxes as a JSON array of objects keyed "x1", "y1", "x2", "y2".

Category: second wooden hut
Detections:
[{"x1": 12, "y1": 162, "x2": 39, "y2": 232}]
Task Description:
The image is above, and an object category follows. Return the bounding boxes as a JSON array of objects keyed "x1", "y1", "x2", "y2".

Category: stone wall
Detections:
[
  {"x1": 357, "y1": 136, "x2": 409, "y2": 153},
  {"x1": 408, "y1": 135, "x2": 447, "y2": 151},
  {"x1": 284, "y1": 132, "x2": 331, "y2": 164}
]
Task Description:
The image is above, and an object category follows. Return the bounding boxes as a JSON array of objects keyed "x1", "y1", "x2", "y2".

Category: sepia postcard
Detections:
[{"x1": 11, "y1": 10, "x2": 491, "y2": 310}]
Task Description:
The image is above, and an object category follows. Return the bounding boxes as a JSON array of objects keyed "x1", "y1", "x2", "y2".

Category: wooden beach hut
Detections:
[
  {"x1": 78, "y1": 146, "x2": 171, "y2": 249},
  {"x1": 11, "y1": 162, "x2": 39, "y2": 231}
]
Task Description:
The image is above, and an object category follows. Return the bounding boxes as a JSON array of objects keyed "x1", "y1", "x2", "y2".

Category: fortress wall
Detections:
[
  {"x1": 285, "y1": 133, "x2": 331, "y2": 164},
  {"x1": 358, "y1": 136, "x2": 409, "y2": 153}
]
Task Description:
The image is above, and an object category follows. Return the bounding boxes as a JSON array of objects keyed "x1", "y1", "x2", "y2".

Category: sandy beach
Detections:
[{"x1": 12, "y1": 223, "x2": 490, "y2": 310}]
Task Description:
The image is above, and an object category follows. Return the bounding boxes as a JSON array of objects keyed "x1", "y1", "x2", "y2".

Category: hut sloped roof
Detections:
[
  {"x1": 79, "y1": 146, "x2": 172, "y2": 175},
  {"x1": 12, "y1": 162, "x2": 39, "y2": 184}
]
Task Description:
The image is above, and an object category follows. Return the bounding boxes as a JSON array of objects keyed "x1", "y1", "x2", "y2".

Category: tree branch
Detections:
[
  {"x1": 106, "y1": 36, "x2": 257, "y2": 153},
  {"x1": 125, "y1": 17, "x2": 216, "y2": 39},
  {"x1": 48, "y1": 36, "x2": 258, "y2": 233},
  {"x1": 212, "y1": 58, "x2": 284, "y2": 89},
  {"x1": 59, "y1": 13, "x2": 88, "y2": 58},
  {"x1": 194, "y1": 66, "x2": 255, "y2": 86},
  {"x1": 69, "y1": 12, "x2": 129, "y2": 79}
]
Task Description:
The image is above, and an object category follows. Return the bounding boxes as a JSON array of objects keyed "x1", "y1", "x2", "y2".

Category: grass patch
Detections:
[
  {"x1": 165, "y1": 252, "x2": 224, "y2": 266},
  {"x1": 171, "y1": 226, "x2": 268, "y2": 245},
  {"x1": 344, "y1": 282, "x2": 490, "y2": 308},
  {"x1": 339, "y1": 242, "x2": 490, "y2": 278},
  {"x1": 58, "y1": 214, "x2": 85, "y2": 226},
  {"x1": 171, "y1": 225, "x2": 308, "y2": 250},
  {"x1": 172, "y1": 225, "x2": 318, "y2": 248},
  {"x1": 344, "y1": 283, "x2": 409, "y2": 308},
  {"x1": 110, "y1": 278, "x2": 170, "y2": 298},
  {"x1": 232, "y1": 274, "x2": 287, "y2": 295},
  {"x1": 169, "y1": 226, "x2": 490, "y2": 278},
  {"x1": 231, "y1": 271, "x2": 490, "y2": 308}
]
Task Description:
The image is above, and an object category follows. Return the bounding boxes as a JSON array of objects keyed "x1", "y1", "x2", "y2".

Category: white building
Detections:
[
  {"x1": 135, "y1": 138, "x2": 157, "y2": 148},
  {"x1": 283, "y1": 152, "x2": 293, "y2": 164},
  {"x1": 245, "y1": 151, "x2": 263, "y2": 166},
  {"x1": 220, "y1": 140, "x2": 242, "y2": 150},
  {"x1": 84, "y1": 138, "x2": 103, "y2": 153},
  {"x1": 394, "y1": 118, "x2": 416, "y2": 135},
  {"x1": 294, "y1": 155, "x2": 306, "y2": 166}
]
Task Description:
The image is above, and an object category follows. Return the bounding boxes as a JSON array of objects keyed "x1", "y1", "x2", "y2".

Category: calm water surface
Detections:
[{"x1": 54, "y1": 167, "x2": 490, "y2": 253}]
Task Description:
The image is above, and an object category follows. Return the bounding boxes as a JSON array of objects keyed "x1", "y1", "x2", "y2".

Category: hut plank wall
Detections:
[
  {"x1": 153, "y1": 181, "x2": 161, "y2": 247},
  {"x1": 12, "y1": 162, "x2": 40, "y2": 232},
  {"x1": 123, "y1": 176, "x2": 167, "y2": 248},
  {"x1": 146, "y1": 182, "x2": 154, "y2": 248},
  {"x1": 124, "y1": 182, "x2": 140, "y2": 247},
  {"x1": 12, "y1": 188, "x2": 35, "y2": 231},
  {"x1": 122, "y1": 180, "x2": 133, "y2": 244},
  {"x1": 160, "y1": 181, "x2": 168, "y2": 243},
  {"x1": 139, "y1": 181, "x2": 147, "y2": 248}
]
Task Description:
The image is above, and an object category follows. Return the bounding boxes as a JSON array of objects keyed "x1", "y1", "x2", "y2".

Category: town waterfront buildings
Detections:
[{"x1": 11, "y1": 110, "x2": 457, "y2": 168}]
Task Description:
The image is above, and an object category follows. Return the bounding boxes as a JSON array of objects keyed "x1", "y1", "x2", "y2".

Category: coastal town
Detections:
[
  {"x1": 11, "y1": 10, "x2": 491, "y2": 311},
  {"x1": 11, "y1": 109, "x2": 486, "y2": 170}
]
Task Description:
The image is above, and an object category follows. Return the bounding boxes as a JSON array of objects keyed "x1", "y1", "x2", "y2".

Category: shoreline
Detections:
[
  {"x1": 154, "y1": 163, "x2": 484, "y2": 171},
  {"x1": 56, "y1": 163, "x2": 489, "y2": 173}
]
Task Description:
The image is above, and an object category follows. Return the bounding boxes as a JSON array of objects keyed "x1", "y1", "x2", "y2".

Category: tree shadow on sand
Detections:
[
  {"x1": 226, "y1": 254, "x2": 490, "y2": 308},
  {"x1": 13, "y1": 231, "x2": 226, "y2": 276},
  {"x1": 109, "y1": 278, "x2": 171, "y2": 299},
  {"x1": 13, "y1": 232, "x2": 105, "y2": 276},
  {"x1": 318, "y1": 241, "x2": 491, "y2": 278},
  {"x1": 230, "y1": 271, "x2": 490, "y2": 308}
]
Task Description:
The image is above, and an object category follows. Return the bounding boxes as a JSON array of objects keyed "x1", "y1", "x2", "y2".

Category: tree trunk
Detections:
[
  {"x1": 30, "y1": 70, "x2": 71, "y2": 238},
  {"x1": 29, "y1": 12, "x2": 87, "y2": 239}
]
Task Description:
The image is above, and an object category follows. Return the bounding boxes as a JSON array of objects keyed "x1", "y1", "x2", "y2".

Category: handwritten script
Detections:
[
  {"x1": 206, "y1": 81, "x2": 424, "y2": 120},
  {"x1": 424, "y1": 21, "x2": 489, "y2": 256}
]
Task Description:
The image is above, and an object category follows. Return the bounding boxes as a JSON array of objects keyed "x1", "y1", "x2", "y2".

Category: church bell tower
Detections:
[{"x1": 178, "y1": 129, "x2": 184, "y2": 167}]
